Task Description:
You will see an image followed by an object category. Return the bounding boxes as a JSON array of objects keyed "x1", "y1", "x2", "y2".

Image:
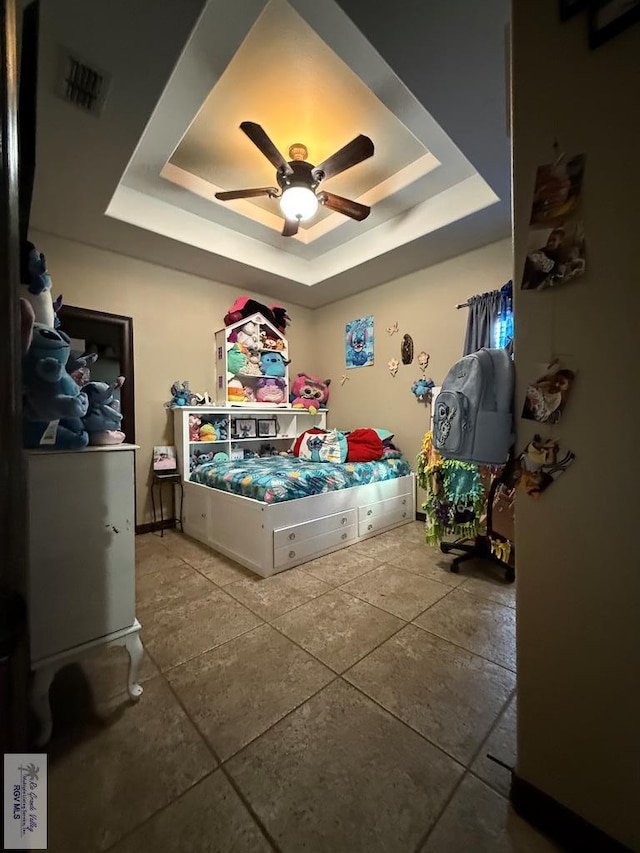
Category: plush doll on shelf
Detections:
[
  {"x1": 236, "y1": 321, "x2": 261, "y2": 351},
  {"x1": 199, "y1": 422, "x2": 217, "y2": 441},
  {"x1": 256, "y1": 377, "x2": 286, "y2": 404},
  {"x1": 82, "y1": 377, "x2": 126, "y2": 445},
  {"x1": 227, "y1": 343, "x2": 248, "y2": 375},
  {"x1": 238, "y1": 350, "x2": 262, "y2": 376},
  {"x1": 290, "y1": 373, "x2": 331, "y2": 415},
  {"x1": 66, "y1": 351, "x2": 98, "y2": 388},
  {"x1": 165, "y1": 381, "x2": 197, "y2": 408},
  {"x1": 189, "y1": 414, "x2": 202, "y2": 441},
  {"x1": 22, "y1": 323, "x2": 89, "y2": 450},
  {"x1": 260, "y1": 351, "x2": 290, "y2": 377},
  {"x1": 227, "y1": 379, "x2": 246, "y2": 403}
]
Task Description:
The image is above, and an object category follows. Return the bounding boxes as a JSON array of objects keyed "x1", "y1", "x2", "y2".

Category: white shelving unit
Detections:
[
  {"x1": 174, "y1": 406, "x2": 327, "y2": 476},
  {"x1": 214, "y1": 312, "x2": 291, "y2": 407}
]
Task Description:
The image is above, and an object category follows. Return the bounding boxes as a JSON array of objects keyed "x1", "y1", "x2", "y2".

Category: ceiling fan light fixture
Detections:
[{"x1": 279, "y1": 186, "x2": 318, "y2": 222}]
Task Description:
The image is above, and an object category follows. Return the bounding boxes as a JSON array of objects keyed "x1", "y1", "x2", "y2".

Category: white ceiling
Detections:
[{"x1": 29, "y1": 0, "x2": 511, "y2": 308}]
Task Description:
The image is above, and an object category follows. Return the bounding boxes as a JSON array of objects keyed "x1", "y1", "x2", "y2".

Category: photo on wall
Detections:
[
  {"x1": 521, "y1": 153, "x2": 586, "y2": 291},
  {"x1": 522, "y1": 361, "x2": 576, "y2": 424},
  {"x1": 515, "y1": 435, "x2": 575, "y2": 498},
  {"x1": 345, "y1": 316, "x2": 374, "y2": 368}
]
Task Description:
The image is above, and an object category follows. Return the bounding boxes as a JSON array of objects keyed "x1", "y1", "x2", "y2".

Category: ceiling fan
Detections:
[{"x1": 215, "y1": 122, "x2": 374, "y2": 237}]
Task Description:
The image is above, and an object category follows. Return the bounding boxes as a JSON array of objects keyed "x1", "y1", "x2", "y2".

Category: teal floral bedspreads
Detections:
[{"x1": 190, "y1": 455, "x2": 412, "y2": 504}]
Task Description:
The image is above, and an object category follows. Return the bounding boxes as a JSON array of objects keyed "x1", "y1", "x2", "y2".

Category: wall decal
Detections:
[
  {"x1": 388, "y1": 358, "x2": 399, "y2": 377},
  {"x1": 418, "y1": 351, "x2": 430, "y2": 371},
  {"x1": 387, "y1": 321, "x2": 399, "y2": 336},
  {"x1": 340, "y1": 374, "x2": 350, "y2": 386},
  {"x1": 401, "y1": 334, "x2": 414, "y2": 364}
]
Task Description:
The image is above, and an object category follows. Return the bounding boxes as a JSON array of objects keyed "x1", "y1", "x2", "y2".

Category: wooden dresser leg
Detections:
[{"x1": 124, "y1": 632, "x2": 144, "y2": 701}]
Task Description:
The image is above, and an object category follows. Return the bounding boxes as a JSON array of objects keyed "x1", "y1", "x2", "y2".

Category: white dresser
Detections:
[{"x1": 26, "y1": 444, "x2": 144, "y2": 744}]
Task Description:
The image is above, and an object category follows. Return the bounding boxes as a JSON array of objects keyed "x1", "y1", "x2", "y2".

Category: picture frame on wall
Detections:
[
  {"x1": 234, "y1": 417, "x2": 257, "y2": 439},
  {"x1": 257, "y1": 418, "x2": 277, "y2": 438},
  {"x1": 560, "y1": 0, "x2": 586, "y2": 20},
  {"x1": 589, "y1": 0, "x2": 640, "y2": 47}
]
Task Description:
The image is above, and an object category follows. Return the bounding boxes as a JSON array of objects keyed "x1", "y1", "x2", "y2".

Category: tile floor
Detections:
[{"x1": 43, "y1": 522, "x2": 560, "y2": 852}]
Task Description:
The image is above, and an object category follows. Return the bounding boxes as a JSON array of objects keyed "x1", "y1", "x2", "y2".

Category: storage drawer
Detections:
[
  {"x1": 274, "y1": 523, "x2": 357, "y2": 569},
  {"x1": 274, "y1": 509, "x2": 356, "y2": 549},
  {"x1": 182, "y1": 487, "x2": 210, "y2": 541},
  {"x1": 359, "y1": 506, "x2": 410, "y2": 538},
  {"x1": 358, "y1": 493, "x2": 411, "y2": 525}
]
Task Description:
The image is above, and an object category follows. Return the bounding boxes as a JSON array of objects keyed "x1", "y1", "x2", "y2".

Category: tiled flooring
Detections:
[{"x1": 44, "y1": 523, "x2": 558, "y2": 852}]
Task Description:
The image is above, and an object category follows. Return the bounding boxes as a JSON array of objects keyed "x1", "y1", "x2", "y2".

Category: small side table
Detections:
[{"x1": 151, "y1": 471, "x2": 184, "y2": 536}]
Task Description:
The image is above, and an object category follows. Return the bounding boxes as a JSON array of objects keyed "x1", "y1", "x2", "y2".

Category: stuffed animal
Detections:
[
  {"x1": 66, "y1": 351, "x2": 98, "y2": 388},
  {"x1": 236, "y1": 321, "x2": 261, "y2": 350},
  {"x1": 227, "y1": 379, "x2": 246, "y2": 403},
  {"x1": 190, "y1": 448, "x2": 214, "y2": 470},
  {"x1": 238, "y1": 350, "x2": 262, "y2": 376},
  {"x1": 224, "y1": 297, "x2": 290, "y2": 333},
  {"x1": 20, "y1": 241, "x2": 55, "y2": 328},
  {"x1": 199, "y1": 422, "x2": 217, "y2": 441},
  {"x1": 260, "y1": 351, "x2": 290, "y2": 377},
  {"x1": 188, "y1": 414, "x2": 201, "y2": 441},
  {"x1": 411, "y1": 377, "x2": 435, "y2": 403},
  {"x1": 256, "y1": 377, "x2": 286, "y2": 404},
  {"x1": 243, "y1": 385, "x2": 256, "y2": 403},
  {"x1": 290, "y1": 373, "x2": 331, "y2": 414},
  {"x1": 22, "y1": 323, "x2": 89, "y2": 449},
  {"x1": 82, "y1": 377, "x2": 126, "y2": 445},
  {"x1": 227, "y1": 343, "x2": 248, "y2": 375},
  {"x1": 165, "y1": 381, "x2": 197, "y2": 408}
]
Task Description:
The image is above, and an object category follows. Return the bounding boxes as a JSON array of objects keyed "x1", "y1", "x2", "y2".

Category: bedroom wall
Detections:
[
  {"x1": 312, "y1": 237, "x2": 513, "y2": 511},
  {"x1": 512, "y1": 1, "x2": 640, "y2": 848},
  {"x1": 30, "y1": 230, "x2": 316, "y2": 527}
]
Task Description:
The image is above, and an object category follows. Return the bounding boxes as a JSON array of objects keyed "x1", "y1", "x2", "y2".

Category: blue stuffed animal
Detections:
[
  {"x1": 82, "y1": 377, "x2": 125, "y2": 445},
  {"x1": 411, "y1": 377, "x2": 435, "y2": 403},
  {"x1": 22, "y1": 323, "x2": 89, "y2": 449},
  {"x1": 260, "y1": 351, "x2": 290, "y2": 377}
]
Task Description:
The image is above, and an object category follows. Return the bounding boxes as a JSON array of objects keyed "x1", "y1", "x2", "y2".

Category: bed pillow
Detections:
[
  {"x1": 345, "y1": 428, "x2": 384, "y2": 462},
  {"x1": 292, "y1": 427, "x2": 326, "y2": 456},
  {"x1": 372, "y1": 428, "x2": 394, "y2": 442},
  {"x1": 298, "y1": 429, "x2": 347, "y2": 463}
]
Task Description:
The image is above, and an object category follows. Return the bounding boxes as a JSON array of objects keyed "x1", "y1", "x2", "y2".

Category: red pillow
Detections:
[
  {"x1": 292, "y1": 427, "x2": 326, "y2": 456},
  {"x1": 345, "y1": 428, "x2": 384, "y2": 462}
]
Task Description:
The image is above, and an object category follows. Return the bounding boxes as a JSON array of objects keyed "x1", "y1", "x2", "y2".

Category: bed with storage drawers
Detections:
[{"x1": 181, "y1": 456, "x2": 416, "y2": 578}]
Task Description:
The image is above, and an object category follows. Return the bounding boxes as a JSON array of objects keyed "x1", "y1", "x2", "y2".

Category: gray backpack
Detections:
[{"x1": 433, "y1": 348, "x2": 514, "y2": 465}]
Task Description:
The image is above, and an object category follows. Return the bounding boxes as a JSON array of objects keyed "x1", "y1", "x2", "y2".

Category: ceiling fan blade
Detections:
[
  {"x1": 313, "y1": 135, "x2": 374, "y2": 182},
  {"x1": 318, "y1": 191, "x2": 370, "y2": 221},
  {"x1": 240, "y1": 122, "x2": 293, "y2": 175},
  {"x1": 215, "y1": 187, "x2": 278, "y2": 201},
  {"x1": 281, "y1": 218, "x2": 300, "y2": 237}
]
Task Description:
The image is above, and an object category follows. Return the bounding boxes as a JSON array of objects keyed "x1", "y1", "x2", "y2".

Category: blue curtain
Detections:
[{"x1": 463, "y1": 281, "x2": 512, "y2": 355}]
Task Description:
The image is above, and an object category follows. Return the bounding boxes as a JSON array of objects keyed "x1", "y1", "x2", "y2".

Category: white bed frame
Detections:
[{"x1": 179, "y1": 473, "x2": 416, "y2": 578}]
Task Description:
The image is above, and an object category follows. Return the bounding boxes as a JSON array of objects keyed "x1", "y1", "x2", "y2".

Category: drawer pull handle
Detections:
[
  {"x1": 288, "y1": 533, "x2": 296, "y2": 541},
  {"x1": 341, "y1": 517, "x2": 347, "y2": 525},
  {"x1": 367, "y1": 523, "x2": 373, "y2": 531},
  {"x1": 341, "y1": 532, "x2": 348, "y2": 540},
  {"x1": 367, "y1": 509, "x2": 373, "y2": 516},
  {"x1": 402, "y1": 512, "x2": 407, "y2": 518},
  {"x1": 289, "y1": 550, "x2": 296, "y2": 558},
  {"x1": 402, "y1": 498, "x2": 406, "y2": 505},
  {"x1": 201, "y1": 513, "x2": 206, "y2": 519}
]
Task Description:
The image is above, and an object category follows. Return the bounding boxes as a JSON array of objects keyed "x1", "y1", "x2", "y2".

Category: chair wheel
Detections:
[
  {"x1": 506, "y1": 567, "x2": 515, "y2": 583},
  {"x1": 450, "y1": 563, "x2": 460, "y2": 574}
]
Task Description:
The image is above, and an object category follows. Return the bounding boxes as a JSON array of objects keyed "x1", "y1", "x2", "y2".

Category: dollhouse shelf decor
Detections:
[{"x1": 215, "y1": 312, "x2": 290, "y2": 407}]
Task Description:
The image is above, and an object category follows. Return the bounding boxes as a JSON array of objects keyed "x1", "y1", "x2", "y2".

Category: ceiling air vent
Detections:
[{"x1": 58, "y1": 50, "x2": 109, "y2": 116}]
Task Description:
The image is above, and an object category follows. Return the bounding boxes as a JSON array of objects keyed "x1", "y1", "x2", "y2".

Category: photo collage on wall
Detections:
[{"x1": 521, "y1": 153, "x2": 586, "y2": 292}]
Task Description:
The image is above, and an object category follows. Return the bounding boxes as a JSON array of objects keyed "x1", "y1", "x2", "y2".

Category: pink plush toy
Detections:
[
  {"x1": 189, "y1": 414, "x2": 202, "y2": 441},
  {"x1": 290, "y1": 373, "x2": 331, "y2": 415},
  {"x1": 256, "y1": 378, "x2": 286, "y2": 404}
]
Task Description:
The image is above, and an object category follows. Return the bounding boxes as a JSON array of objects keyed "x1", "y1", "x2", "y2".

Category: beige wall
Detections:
[
  {"x1": 512, "y1": 2, "x2": 640, "y2": 847},
  {"x1": 313, "y1": 238, "x2": 513, "y2": 510},
  {"x1": 31, "y1": 230, "x2": 316, "y2": 526}
]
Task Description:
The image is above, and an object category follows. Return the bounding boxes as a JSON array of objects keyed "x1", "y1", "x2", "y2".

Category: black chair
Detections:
[{"x1": 440, "y1": 472, "x2": 515, "y2": 582}]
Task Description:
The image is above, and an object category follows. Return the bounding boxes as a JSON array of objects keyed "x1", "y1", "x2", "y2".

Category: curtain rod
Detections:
[{"x1": 456, "y1": 301, "x2": 470, "y2": 309}]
